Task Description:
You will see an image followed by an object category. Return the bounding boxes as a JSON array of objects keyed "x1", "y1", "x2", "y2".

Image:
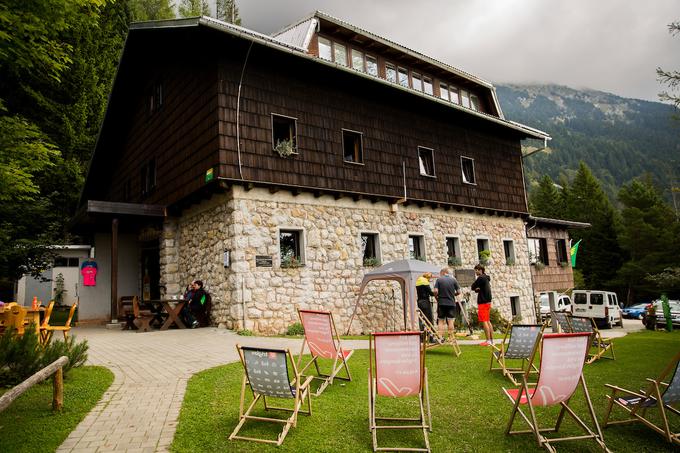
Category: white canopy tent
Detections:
[{"x1": 346, "y1": 259, "x2": 441, "y2": 334}]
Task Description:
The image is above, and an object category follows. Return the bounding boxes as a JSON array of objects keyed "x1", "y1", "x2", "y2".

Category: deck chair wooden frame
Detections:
[
  {"x1": 490, "y1": 324, "x2": 544, "y2": 386},
  {"x1": 417, "y1": 308, "x2": 461, "y2": 357},
  {"x1": 369, "y1": 331, "x2": 432, "y2": 452},
  {"x1": 503, "y1": 332, "x2": 610, "y2": 453},
  {"x1": 41, "y1": 301, "x2": 78, "y2": 343},
  {"x1": 603, "y1": 351, "x2": 680, "y2": 446},
  {"x1": 297, "y1": 308, "x2": 353, "y2": 396},
  {"x1": 229, "y1": 345, "x2": 313, "y2": 446},
  {"x1": 550, "y1": 311, "x2": 571, "y2": 333},
  {"x1": 569, "y1": 316, "x2": 615, "y2": 364}
]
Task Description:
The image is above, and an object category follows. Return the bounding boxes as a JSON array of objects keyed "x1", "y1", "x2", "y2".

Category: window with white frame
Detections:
[
  {"x1": 351, "y1": 49, "x2": 364, "y2": 71},
  {"x1": 361, "y1": 233, "x2": 380, "y2": 266},
  {"x1": 409, "y1": 235, "x2": 425, "y2": 260},
  {"x1": 398, "y1": 67, "x2": 409, "y2": 87},
  {"x1": 460, "y1": 89, "x2": 471, "y2": 108},
  {"x1": 450, "y1": 86, "x2": 460, "y2": 104},
  {"x1": 446, "y1": 237, "x2": 461, "y2": 266},
  {"x1": 423, "y1": 77, "x2": 433, "y2": 95},
  {"x1": 342, "y1": 129, "x2": 363, "y2": 164},
  {"x1": 470, "y1": 94, "x2": 481, "y2": 111},
  {"x1": 418, "y1": 147, "x2": 435, "y2": 177},
  {"x1": 439, "y1": 83, "x2": 450, "y2": 101},
  {"x1": 461, "y1": 156, "x2": 476, "y2": 184},
  {"x1": 385, "y1": 62, "x2": 397, "y2": 83},
  {"x1": 280, "y1": 229, "x2": 304, "y2": 267},
  {"x1": 334, "y1": 42, "x2": 347, "y2": 66},
  {"x1": 503, "y1": 240, "x2": 515, "y2": 265},
  {"x1": 318, "y1": 36, "x2": 332, "y2": 61},
  {"x1": 412, "y1": 72, "x2": 423, "y2": 91}
]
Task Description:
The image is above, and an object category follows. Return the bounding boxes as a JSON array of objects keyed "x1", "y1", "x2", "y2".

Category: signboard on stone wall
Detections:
[{"x1": 455, "y1": 269, "x2": 476, "y2": 287}]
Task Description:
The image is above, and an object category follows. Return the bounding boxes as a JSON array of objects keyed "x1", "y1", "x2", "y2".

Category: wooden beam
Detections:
[
  {"x1": 111, "y1": 218, "x2": 118, "y2": 322},
  {"x1": 87, "y1": 200, "x2": 165, "y2": 217},
  {"x1": 269, "y1": 186, "x2": 280, "y2": 194}
]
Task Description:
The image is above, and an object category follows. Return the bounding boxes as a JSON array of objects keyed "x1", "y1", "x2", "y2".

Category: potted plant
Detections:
[
  {"x1": 274, "y1": 139, "x2": 295, "y2": 157},
  {"x1": 506, "y1": 258, "x2": 515, "y2": 266},
  {"x1": 363, "y1": 257, "x2": 381, "y2": 267},
  {"x1": 281, "y1": 256, "x2": 302, "y2": 269},
  {"x1": 448, "y1": 256, "x2": 462, "y2": 267},
  {"x1": 534, "y1": 261, "x2": 545, "y2": 271},
  {"x1": 479, "y1": 250, "x2": 491, "y2": 265}
]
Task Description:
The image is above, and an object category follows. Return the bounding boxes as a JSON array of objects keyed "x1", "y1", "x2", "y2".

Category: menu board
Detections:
[
  {"x1": 375, "y1": 334, "x2": 421, "y2": 398},
  {"x1": 455, "y1": 269, "x2": 476, "y2": 287},
  {"x1": 504, "y1": 325, "x2": 541, "y2": 359},
  {"x1": 300, "y1": 311, "x2": 336, "y2": 359},
  {"x1": 569, "y1": 317, "x2": 593, "y2": 334},
  {"x1": 532, "y1": 334, "x2": 588, "y2": 406},
  {"x1": 243, "y1": 349, "x2": 293, "y2": 399}
]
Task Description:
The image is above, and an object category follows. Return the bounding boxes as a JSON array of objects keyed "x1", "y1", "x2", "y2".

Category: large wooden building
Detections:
[{"x1": 75, "y1": 12, "x2": 557, "y2": 332}]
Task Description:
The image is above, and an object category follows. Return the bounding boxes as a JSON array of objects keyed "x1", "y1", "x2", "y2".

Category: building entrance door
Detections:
[{"x1": 140, "y1": 242, "x2": 161, "y2": 302}]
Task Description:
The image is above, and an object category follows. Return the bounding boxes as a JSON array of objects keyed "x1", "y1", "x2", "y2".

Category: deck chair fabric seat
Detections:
[
  {"x1": 229, "y1": 345, "x2": 312, "y2": 446},
  {"x1": 604, "y1": 351, "x2": 680, "y2": 446},
  {"x1": 569, "y1": 316, "x2": 615, "y2": 364},
  {"x1": 417, "y1": 308, "x2": 461, "y2": 357},
  {"x1": 490, "y1": 324, "x2": 543, "y2": 386},
  {"x1": 369, "y1": 331, "x2": 432, "y2": 452},
  {"x1": 297, "y1": 309, "x2": 353, "y2": 396},
  {"x1": 550, "y1": 311, "x2": 571, "y2": 333},
  {"x1": 503, "y1": 332, "x2": 610, "y2": 452}
]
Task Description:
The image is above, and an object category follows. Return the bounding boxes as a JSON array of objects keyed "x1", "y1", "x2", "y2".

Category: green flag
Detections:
[{"x1": 570, "y1": 239, "x2": 582, "y2": 267}]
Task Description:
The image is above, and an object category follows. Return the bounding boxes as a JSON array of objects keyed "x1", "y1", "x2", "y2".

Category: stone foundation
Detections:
[{"x1": 161, "y1": 186, "x2": 536, "y2": 334}]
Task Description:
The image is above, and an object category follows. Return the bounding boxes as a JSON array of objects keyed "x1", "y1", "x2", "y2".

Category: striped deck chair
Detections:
[
  {"x1": 550, "y1": 311, "x2": 572, "y2": 333},
  {"x1": 503, "y1": 332, "x2": 610, "y2": 452},
  {"x1": 490, "y1": 324, "x2": 544, "y2": 386},
  {"x1": 417, "y1": 308, "x2": 461, "y2": 357},
  {"x1": 229, "y1": 345, "x2": 313, "y2": 446},
  {"x1": 369, "y1": 331, "x2": 432, "y2": 452},
  {"x1": 297, "y1": 309, "x2": 353, "y2": 396},
  {"x1": 603, "y1": 351, "x2": 680, "y2": 446},
  {"x1": 569, "y1": 316, "x2": 615, "y2": 364}
]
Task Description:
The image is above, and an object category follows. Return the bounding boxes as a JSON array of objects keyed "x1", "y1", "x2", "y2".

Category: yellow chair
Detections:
[
  {"x1": 41, "y1": 301, "x2": 77, "y2": 344},
  {"x1": 0, "y1": 305, "x2": 27, "y2": 335},
  {"x1": 39, "y1": 300, "x2": 56, "y2": 345}
]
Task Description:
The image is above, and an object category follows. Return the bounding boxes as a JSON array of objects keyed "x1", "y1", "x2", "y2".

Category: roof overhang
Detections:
[{"x1": 528, "y1": 216, "x2": 591, "y2": 229}]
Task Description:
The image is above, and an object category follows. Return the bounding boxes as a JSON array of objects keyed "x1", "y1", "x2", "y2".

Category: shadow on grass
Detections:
[{"x1": 172, "y1": 330, "x2": 679, "y2": 452}]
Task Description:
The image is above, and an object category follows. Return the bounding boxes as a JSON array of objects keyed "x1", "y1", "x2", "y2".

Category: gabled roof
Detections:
[{"x1": 126, "y1": 15, "x2": 549, "y2": 141}]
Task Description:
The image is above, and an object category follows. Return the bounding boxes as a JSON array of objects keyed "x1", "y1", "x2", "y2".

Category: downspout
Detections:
[
  {"x1": 236, "y1": 41, "x2": 254, "y2": 180},
  {"x1": 525, "y1": 217, "x2": 540, "y2": 322}
]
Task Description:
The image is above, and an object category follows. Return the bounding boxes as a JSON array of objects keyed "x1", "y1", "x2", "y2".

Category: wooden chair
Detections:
[
  {"x1": 229, "y1": 345, "x2": 313, "y2": 446},
  {"x1": 296, "y1": 308, "x2": 353, "y2": 396},
  {"x1": 118, "y1": 296, "x2": 137, "y2": 330},
  {"x1": 490, "y1": 324, "x2": 544, "y2": 386},
  {"x1": 41, "y1": 301, "x2": 78, "y2": 343},
  {"x1": 503, "y1": 332, "x2": 610, "y2": 452},
  {"x1": 417, "y1": 308, "x2": 461, "y2": 357},
  {"x1": 369, "y1": 331, "x2": 432, "y2": 452},
  {"x1": 0, "y1": 305, "x2": 26, "y2": 335},
  {"x1": 569, "y1": 316, "x2": 615, "y2": 364},
  {"x1": 39, "y1": 300, "x2": 55, "y2": 345},
  {"x1": 132, "y1": 296, "x2": 154, "y2": 333},
  {"x1": 603, "y1": 351, "x2": 680, "y2": 446}
]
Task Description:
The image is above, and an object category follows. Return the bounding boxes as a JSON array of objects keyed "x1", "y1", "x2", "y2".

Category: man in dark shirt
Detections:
[
  {"x1": 434, "y1": 267, "x2": 461, "y2": 340},
  {"x1": 471, "y1": 264, "x2": 493, "y2": 346}
]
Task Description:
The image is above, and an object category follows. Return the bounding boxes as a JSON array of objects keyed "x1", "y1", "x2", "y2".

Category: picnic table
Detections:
[{"x1": 145, "y1": 299, "x2": 187, "y2": 330}]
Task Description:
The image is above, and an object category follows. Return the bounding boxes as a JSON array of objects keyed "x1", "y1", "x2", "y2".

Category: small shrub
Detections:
[
  {"x1": 363, "y1": 257, "x2": 381, "y2": 267},
  {"x1": 479, "y1": 250, "x2": 491, "y2": 265},
  {"x1": 42, "y1": 336, "x2": 89, "y2": 376},
  {"x1": 281, "y1": 256, "x2": 302, "y2": 268},
  {"x1": 466, "y1": 306, "x2": 508, "y2": 332},
  {"x1": 237, "y1": 329, "x2": 254, "y2": 336},
  {"x1": 506, "y1": 258, "x2": 515, "y2": 266},
  {"x1": 448, "y1": 256, "x2": 462, "y2": 267},
  {"x1": 286, "y1": 322, "x2": 305, "y2": 336},
  {"x1": 534, "y1": 261, "x2": 545, "y2": 271}
]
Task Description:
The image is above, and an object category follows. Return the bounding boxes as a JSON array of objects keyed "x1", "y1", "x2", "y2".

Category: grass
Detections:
[
  {"x1": 172, "y1": 330, "x2": 679, "y2": 452},
  {"x1": 0, "y1": 366, "x2": 113, "y2": 453}
]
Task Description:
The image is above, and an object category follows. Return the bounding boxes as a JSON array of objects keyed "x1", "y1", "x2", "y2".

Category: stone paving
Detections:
[{"x1": 56, "y1": 319, "x2": 642, "y2": 452}]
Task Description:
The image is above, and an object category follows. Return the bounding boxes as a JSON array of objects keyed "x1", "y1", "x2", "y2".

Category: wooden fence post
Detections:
[
  {"x1": 53, "y1": 367, "x2": 64, "y2": 411},
  {"x1": 0, "y1": 356, "x2": 69, "y2": 413}
]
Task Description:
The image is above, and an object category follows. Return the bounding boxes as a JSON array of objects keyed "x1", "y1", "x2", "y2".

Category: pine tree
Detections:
[
  {"x1": 216, "y1": 0, "x2": 241, "y2": 25},
  {"x1": 657, "y1": 21, "x2": 680, "y2": 110},
  {"x1": 178, "y1": 0, "x2": 209, "y2": 18},
  {"x1": 562, "y1": 162, "x2": 624, "y2": 289},
  {"x1": 529, "y1": 175, "x2": 563, "y2": 218}
]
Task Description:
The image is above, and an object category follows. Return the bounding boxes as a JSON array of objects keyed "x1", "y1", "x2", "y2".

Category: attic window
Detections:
[
  {"x1": 470, "y1": 94, "x2": 480, "y2": 111},
  {"x1": 450, "y1": 86, "x2": 460, "y2": 104},
  {"x1": 318, "y1": 36, "x2": 332, "y2": 61},
  {"x1": 461, "y1": 156, "x2": 476, "y2": 185},
  {"x1": 334, "y1": 42, "x2": 347, "y2": 66},
  {"x1": 412, "y1": 72, "x2": 422, "y2": 91},
  {"x1": 342, "y1": 129, "x2": 363, "y2": 164},
  {"x1": 398, "y1": 67, "x2": 409, "y2": 87},
  {"x1": 385, "y1": 62, "x2": 397, "y2": 83},
  {"x1": 423, "y1": 77, "x2": 433, "y2": 96},
  {"x1": 272, "y1": 114, "x2": 297, "y2": 154},
  {"x1": 460, "y1": 90, "x2": 471, "y2": 108},
  {"x1": 351, "y1": 49, "x2": 364, "y2": 71},
  {"x1": 439, "y1": 83, "x2": 450, "y2": 101},
  {"x1": 366, "y1": 55, "x2": 378, "y2": 76}
]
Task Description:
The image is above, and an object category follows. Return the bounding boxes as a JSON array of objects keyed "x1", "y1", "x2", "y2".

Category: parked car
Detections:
[
  {"x1": 621, "y1": 303, "x2": 648, "y2": 319},
  {"x1": 571, "y1": 290, "x2": 623, "y2": 328},
  {"x1": 539, "y1": 292, "x2": 572, "y2": 319},
  {"x1": 642, "y1": 299, "x2": 680, "y2": 329}
]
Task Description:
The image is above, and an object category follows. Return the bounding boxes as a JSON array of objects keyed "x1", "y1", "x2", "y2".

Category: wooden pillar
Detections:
[
  {"x1": 52, "y1": 367, "x2": 63, "y2": 411},
  {"x1": 111, "y1": 218, "x2": 119, "y2": 322}
]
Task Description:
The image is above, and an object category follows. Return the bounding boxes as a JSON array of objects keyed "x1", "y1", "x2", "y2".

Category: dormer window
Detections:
[
  {"x1": 440, "y1": 83, "x2": 450, "y2": 101},
  {"x1": 351, "y1": 49, "x2": 364, "y2": 71},
  {"x1": 423, "y1": 77, "x2": 433, "y2": 96},
  {"x1": 412, "y1": 72, "x2": 422, "y2": 91},
  {"x1": 334, "y1": 42, "x2": 347, "y2": 66},
  {"x1": 470, "y1": 94, "x2": 480, "y2": 111},
  {"x1": 366, "y1": 55, "x2": 378, "y2": 76},
  {"x1": 398, "y1": 67, "x2": 409, "y2": 87},
  {"x1": 450, "y1": 87, "x2": 460, "y2": 104},
  {"x1": 460, "y1": 90, "x2": 470, "y2": 108},
  {"x1": 386, "y1": 63, "x2": 397, "y2": 83},
  {"x1": 318, "y1": 36, "x2": 332, "y2": 61}
]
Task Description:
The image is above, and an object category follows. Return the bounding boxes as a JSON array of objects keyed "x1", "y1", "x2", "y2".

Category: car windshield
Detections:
[{"x1": 540, "y1": 295, "x2": 549, "y2": 307}]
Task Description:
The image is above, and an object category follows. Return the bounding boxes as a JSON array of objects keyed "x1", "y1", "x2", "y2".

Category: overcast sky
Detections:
[{"x1": 228, "y1": 0, "x2": 678, "y2": 102}]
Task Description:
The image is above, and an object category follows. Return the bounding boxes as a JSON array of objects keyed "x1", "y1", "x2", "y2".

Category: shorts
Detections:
[
  {"x1": 437, "y1": 304, "x2": 459, "y2": 320},
  {"x1": 478, "y1": 303, "x2": 491, "y2": 322}
]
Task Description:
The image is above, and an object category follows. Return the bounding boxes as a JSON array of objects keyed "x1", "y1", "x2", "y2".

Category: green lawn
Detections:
[
  {"x1": 172, "y1": 330, "x2": 679, "y2": 452},
  {"x1": 0, "y1": 366, "x2": 113, "y2": 453}
]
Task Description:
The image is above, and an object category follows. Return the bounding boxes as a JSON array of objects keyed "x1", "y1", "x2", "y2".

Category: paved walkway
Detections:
[{"x1": 57, "y1": 319, "x2": 643, "y2": 452}]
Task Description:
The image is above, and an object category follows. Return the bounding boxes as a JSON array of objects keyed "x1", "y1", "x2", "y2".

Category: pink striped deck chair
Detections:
[
  {"x1": 503, "y1": 332, "x2": 610, "y2": 452},
  {"x1": 297, "y1": 309, "x2": 353, "y2": 396},
  {"x1": 369, "y1": 331, "x2": 431, "y2": 452}
]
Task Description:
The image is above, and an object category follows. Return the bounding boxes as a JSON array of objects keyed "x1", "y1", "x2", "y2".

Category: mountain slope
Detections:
[{"x1": 496, "y1": 84, "x2": 680, "y2": 200}]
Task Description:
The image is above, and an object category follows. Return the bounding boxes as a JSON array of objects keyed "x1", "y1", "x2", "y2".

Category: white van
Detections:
[
  {"x1": 539, "y1": 292, "x2": 572, "y2": 319},
  {"x1": 572, "y1": 290, "x2": 622, "y2": 328}
]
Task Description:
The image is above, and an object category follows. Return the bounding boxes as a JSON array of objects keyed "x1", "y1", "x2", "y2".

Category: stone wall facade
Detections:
[{"x1": 161, "y1": 186, "x2": 537, "y2": 334}]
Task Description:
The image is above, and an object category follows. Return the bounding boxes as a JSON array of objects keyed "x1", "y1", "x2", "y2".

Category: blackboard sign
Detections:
[
  {"x1": 455, "y1": 269, "x2": 476, "y2": 287},
  {"x1": 256, "y1": 255, "x2": 273, "y2": 267},
  {"x1": 505, "y1": 325, "x2": 541, "y2": 359}
]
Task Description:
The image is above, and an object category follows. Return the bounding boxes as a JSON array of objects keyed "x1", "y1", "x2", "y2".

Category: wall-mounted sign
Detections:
[
  {"x1": 205, "y1": 167, "x2": 214, "y2": 183},
  {"x1": 454, "y1": 269, "x2": 476, "y2": 287},
  {"x1": 256, "y1": 255, "x2": 273, "y2": 267},
  {"x1": 223, "y1": 250, "x2": 230, "y2": 268}
]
